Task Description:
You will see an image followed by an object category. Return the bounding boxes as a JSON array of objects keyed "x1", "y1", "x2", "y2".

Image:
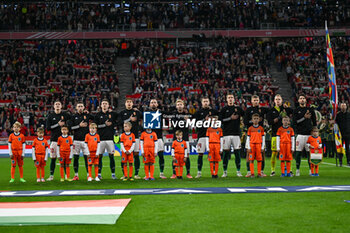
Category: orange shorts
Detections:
[
  {"x1": 279, "y1": 143, "x2": 293, "y2": 161},
  {"x1": 11, "y1": 151, "x2": 23, "y2": 167},
  {"x1": 174, "y1": 154, "x2": 185, "y2": 166},
  {"x1": 122, "y1": 152, "x2": 134, "y2": 164},
  {"x1": 59, "y1": 153, "x2": 71, "y2": 165},
  {"x1": 208, "y1": 144, "x2": 221, "y2": 162},
  {"x1": 34, "y1": 154, "x2": 46, "y2": 167},
  {"x1": 88, "y1": 154, "x2": 99, "y2": 165},
  {"x1": 143, "y1": 147, "x2": 155, "y2": 164},
  {"x1": 249, "y1": 143, "x2": 262, "y2": 161}
]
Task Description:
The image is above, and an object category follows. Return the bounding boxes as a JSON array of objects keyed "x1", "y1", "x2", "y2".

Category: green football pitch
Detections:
[{"x1": 0, "y1": 156, "x2": 350, "y2": 233}]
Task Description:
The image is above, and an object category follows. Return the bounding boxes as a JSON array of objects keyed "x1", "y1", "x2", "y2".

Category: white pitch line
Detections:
[{"x1": 321, "y1": 162, "x2": 350, "y2": 168}]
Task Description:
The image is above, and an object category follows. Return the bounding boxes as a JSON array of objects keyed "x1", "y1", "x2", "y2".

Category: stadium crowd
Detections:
[
  {"x1": 130, "y1": 37, "x2": 277, "y2": 113},
  {"x1": 0, "y1": 39, "x2": 120, "y2": 136},
  {"x1": 0, "y1": 1, "x2": 348, "y2": 31}
]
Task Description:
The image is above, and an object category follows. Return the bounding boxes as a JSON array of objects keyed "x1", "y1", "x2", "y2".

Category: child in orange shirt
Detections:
[
  {"x1": 307, "y1": 127, "x2": 323, "y2": 177},
  {"x1": 85, "y1": 123, "x2": 101, "y2": 181},
  {"x1": 57, "y1": 125, "x2": 73, "y2": 182},
  {"x1": 140, "y1": 128, "x2": 158, "y2": 180},
  {"x1": 8, "y1": 121, "x2": 26, "y2": 183},
  {"x1": 246, "y1": 114, "x2": 265, "y2": 178},
  {"x1": 276, "y1": 116, "x2": 295, "y2": 177},
  {"x1": 120, "y1": 122, "x2": 136, "y2": 181},
  {"x1": 206, "y1": 116, "x2": 223, "y2": 178},
  {"x1": 32, "y1": 127, "x2": 49, "y2": 182},
  {"x1": 171, "y1": 130, "x2": 188, "y2": 179}
]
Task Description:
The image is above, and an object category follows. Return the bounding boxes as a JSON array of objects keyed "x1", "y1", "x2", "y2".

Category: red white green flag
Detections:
[{"x1": 0, "y1": 199, "x2": 131, "y2": 226}]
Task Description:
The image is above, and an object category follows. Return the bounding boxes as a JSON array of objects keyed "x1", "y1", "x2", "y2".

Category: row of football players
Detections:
[{"x1": 8, "y1": 97, "x2": 323, "y2": 182}]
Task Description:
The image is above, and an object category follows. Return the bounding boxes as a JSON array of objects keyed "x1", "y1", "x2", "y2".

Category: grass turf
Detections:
[{"x1": 0, "y1": 156, "x2": 350, "y2": 233}]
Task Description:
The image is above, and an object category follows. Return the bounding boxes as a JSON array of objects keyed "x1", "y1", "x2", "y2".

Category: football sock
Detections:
[
  {"x1": 175, "y1": 167, "x2": 179, "y2": 177},
  {"x1": 60, "y1": 166, "x2": 65, "y2": 179},
  {"x1": 94, "y1": 166, "x2": 99, "y2": 178},
  {"x1": 295, "y1": 151, "x2": 301, "y2": 169},
  {"x1": 150, "y1": 164, "x2": 155, "y2": 178},
  {"x1": 271, "y1": 151, "x2": 277, "y2": 172},
  {"x1": 197, "y1": 155, "x2": 203, "y2": 172},
  {"x1": 286, "y1": 161, "x2": 291, "y2": 174},
  {"x1": 186, "y1": 157, "x2": 191, "y2": 175},
  {"x1": 50, "y1": 158, "x2": 56, "y2": 176},
  {"x1": 180, "y1": 166, "x2": 184, "y2": 177},
  {"x1": 261, "y1": 159, "x2": 265, "y2": 171},
  {"x1": 123, "y1": 164, "x2": 128, "y2": 177},
  {"x1": 281, "y1": 161, "x2": 285, "y2": 174},
  {"x1": 129, "y1": 164, "x2": 133, "y2": 178},
  {"x1": 41, "y1": 166, "x2": 45, "y2": 178},
  {"x1": 144, "y1": 165, "x2": 149, "y2": 178},
  {"x1": 19, "y1": 166, "x2": 23, "y2": 178},
  {"x1": 88, "y1": 165, "x2": 92, "y2": 178},
  {"x1": 36, "y1": 167, "x2": 40, "y2": 179},
  {"x1": 11, "y1": 166, "x2": 15, "y2": 179},
  {"x1": 73, "y1": 154, "x2": 79, "y2": 173},
  {"x1": 66, "y1": 166, "x2": 70, "y2": 178},
  {"x1": 134, "y1": 153, "x2": 140, "y2": 175},
  {"x1": 223, "y1": 150, "x2": 229, "y2": 171},
  {"x1": 158, "y1": 151, "x2": 164, "y2": 172},
  {"x1": 83, "y1": 155, "x2": 88, "y2": 173},
  {"x1": 311, "y1": 163, "x2": 315, "y2": 174},
  {"x1": 109, "y1": 154, "x2": 115, "y2": 173},
  {"x1": 214, "y1": 162, "x2": 219, "y2": 176},
  {"x1": 98, "y1": 156, "x2": 103, "y2": 174},
  {"x1": 210, "y1": 162, "x2": 214, "y2": 175},
  {"x1": 246, "y1": 161, "x2": 250, "y2": 172},
  {"x1": 234, "y1": 150, "x2": 241, "y2": 171},
  {"x1": 257, "y1": 161, "x2": 262, "y2": 175},
  {"x1": 172, "y1": 164, "x2": 176, "y2": 175},
  {"x1": 249, "y1": 162, "x2": 254, "y2": 175},
  {"x1": 315, "y1": 165, "x2": 319, "y2": 174}
]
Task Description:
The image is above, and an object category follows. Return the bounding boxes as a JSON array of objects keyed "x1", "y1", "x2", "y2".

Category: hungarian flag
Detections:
[{"x1": 0, "y1": 199, "x2": 131, "y2": 226}]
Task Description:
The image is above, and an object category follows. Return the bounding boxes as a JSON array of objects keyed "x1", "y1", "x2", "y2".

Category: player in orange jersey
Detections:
[
  {"x1": 120, "y1": 122, "x2": 136, "y2": 181},
  {"x1": 57, "y1": 125, "x2": 73, "y2": 182},
  {"x1": 307, "y1": 127, "x2": 323, "y2": 177},
  {"x1": 171, "y1": 130, "x2": 188, "y2": 179},
  {"x1": 246, "y1": 114, "x2": 265, "y2": 178},
  {"x1": 32, "y1": 127, "x2": 49, "y2": 182},
  {"x1": 140, "y1": 128, "x2": 158, "y2": 180},
  {"x1": 8, "y1": 121, "x2": 26, "y2": 183},
  {"x1": 206, "y1": 116, "x2": 223, "y2": 178},
  {"x1": 276, "y1": 116, "x2": 295, "y2": 177},
  {"x1": 85, "y1": 123, "x2": 101, "y2": 181}
]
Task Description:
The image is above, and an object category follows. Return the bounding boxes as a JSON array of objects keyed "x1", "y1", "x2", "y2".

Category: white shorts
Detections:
[
  {"x1": 134, "y1": 138, "x2": 140, "y2": 153},
  {"x1": 156, "y1": 139, "x2": 164, "y2": 153},
  {"x1": 196, "y1": 137, "x2": 207, "y2": 154},
  {"x1": 98, "y1": 140, "x2": 115, "y2": 155},
  {"x1": 296, "y1": 135, "x2": 310, "y2": 152},
  {"x1": 73, "y1": 141, "x2": 89, "y2": 155},
  {"x1": 223, "y1": 136, "x2": 241, "y2": 150},
  {"x1": 50, "y1": 142, "x2": 58, "y2": 158}
]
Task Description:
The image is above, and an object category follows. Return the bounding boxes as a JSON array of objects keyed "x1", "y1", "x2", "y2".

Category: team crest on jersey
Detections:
[
  {"x1": 11, "y1": 160, "x2": 15, "y2": 164},
  {"x1": 42, "y1": 142, "x2": 45, "y2": 146},
  {"x1": 216, "y1": 131, "x2": 219, "y2": 134},
  {"x1": 209, "y1": 156, "x2": 211, "y2": 159},
  {"x1": 122, "y1": 157, "x2": 125, "y2": 161},
  {"x1": 66, "y1": 140, "x2": 69, "y2": 143},
  {"x1": 143, "y1": 157, "x2": 147, "y2": 162},
  {"x1": 249, "y1": 154, "x2": 252, "y2": 159},
  {"x1": 280, "y1": 154, "x2": 283, "y2": 159},
  {"x1": 36, "y1": 161, "x2": 39, "y2": 165},
  {"x1": 129, "y1": 137, "x2": 132, "y2": 140},
  {"x1": 150, "y1": 135, "x2": 153, "y2": 139},
  {"x1": 18, "y1": 138, "x2": 21, "y2": 141},
  {"x1": 88, "y1": 159, "x2": 91, "y2": 163},
  {"x1": 258, "y1": 130, "x2": 261, "y2": 133},
  {"x1": 181, "y1": 144, "x2": 184, "y2": 148},
  {"x1": 94, "y1": 138, "x2": 97, "y2": 141},
  {"x1": 287, "y1": 131, "x2": 290, "y2": 134}
]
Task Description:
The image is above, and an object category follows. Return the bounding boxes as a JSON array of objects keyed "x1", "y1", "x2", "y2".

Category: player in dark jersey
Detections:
[
  {"x1": 170, "y1": 99, "x2": 193, "y2": 179},
  {"x1": 69, "y1": 101, "x2": 93, "y2": 180},
  {"x1": 118, "y1": 97, "x2": 142, "y2": 179},
  {"x1": 193, "y1": 96, "x2": 218, "y2": 178},
  {"x1": 94, "y1": 99, "x2": 118, "y2": 179},
  {"x1": 219, "y1": 93, "x2": 244, "y2": 177},
  {"x1": 293, "y1": 94, "x2": 316, "y2": 176},
  {"x1": 243, "y1": 95, "x2": 268, "y2": 177},
  {"x1": 267, "y1": 94, "x2": 293, "y2": 176},
  {"x1": 46, "y1": 100, "x2": 71, "y2": 181},
  {"x1": 149, "y1": 98, "x2": 167, "y2": 179}
]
